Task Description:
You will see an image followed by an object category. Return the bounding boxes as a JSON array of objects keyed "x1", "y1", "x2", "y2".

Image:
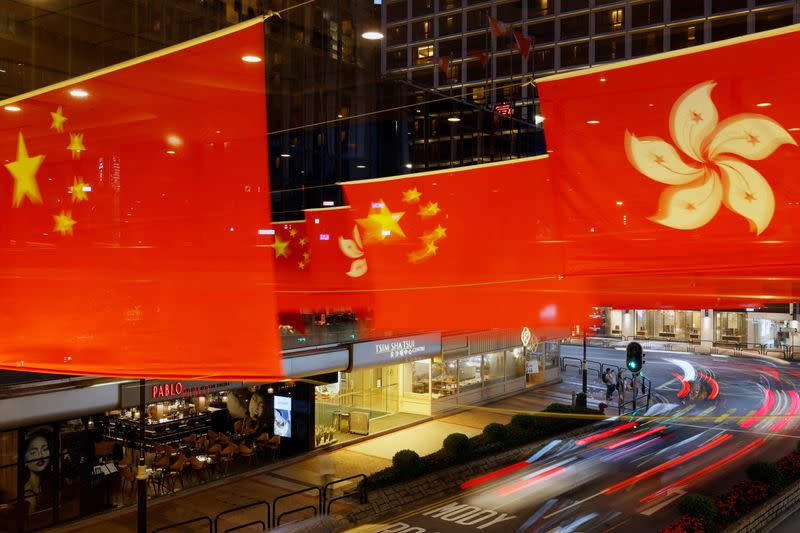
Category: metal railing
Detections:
[
  {"x1": 153, "y1": 516, "x2": 212, "y2": 533},
  {"x1": 272, "y1": 487, "x2": 321, "y2": 528},
  {"x1": 322, "y1": 474, "x2": 368, "y2": 514},
  {"x1": 276, "y1": 505, "x2": 317, "y2": 527},
  {"x1": 221, "y1": 521, "x2": 266, "y2": 533},
  {"x1": 215, "y1": 501, "x2": 270, "y2": 533}
]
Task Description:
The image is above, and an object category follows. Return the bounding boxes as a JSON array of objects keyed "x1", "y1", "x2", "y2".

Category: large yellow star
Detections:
[
  {"x1": 418, "y1": 201, "x2": 441, "y2": 217},
  {"x1": 4, "y1": 132, "x2": 44, "y2": 207},
  {"x1": 402, "y1": 187, "x2": 422, "y2": 203},
  {"x1": 67, "y1": 133, "x2": 86, "y2": 159},
  {"x1": 356, "y1": 199, "x2": 406, "y2": 241},
  {"x1": 273, "y1": 235, "x2": 290, "y2": 258},
  {"x1": 53, "y1": 210, "x2": 77, "y2": 236},
  {"x1": 70, "y1": 177, "x2": 89, "y2": 202},
  {"x1": 50, "y1": 106, "x2": 68, "y2": 133}
]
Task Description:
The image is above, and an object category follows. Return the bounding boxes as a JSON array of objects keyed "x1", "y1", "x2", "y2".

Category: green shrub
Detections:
[
  {"x1": 746, "y1": 461, "x2": 784, "y2": 494},
  {"x1": 677, "y1": 494, "x2": 717, "y2": 523},
  {"x1": 443, "y1": 433, "x2": 471, "y2": 460},
  {"x1": 483, "y1": 423, "x2": 509, "y2": 443},
  {"x1": 510, "y1": 414, "x2": 540, "y2": 432},
  {"x1": 392, "y1": 449, "x2": 423, "y2": 479},
  {"x1": 544, "y1": 403, "x2": 572, "y2": 414}
]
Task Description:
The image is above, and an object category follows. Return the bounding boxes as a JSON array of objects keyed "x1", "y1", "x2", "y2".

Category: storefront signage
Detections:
[
  {"x1": 352, "y1": 333, "x2": 441, "y2": 368},
  {"x1": 521, "y1": 327, "x2": 531, "y2": 347},
  {"x1": 274, "y1": 395, "x2": 292, "y2": 438},
  {"x1": 493, "y1": 102, "x2": 513, "y2": 117},
  {"x1": 121, "y1": 380, "x2": 241, "y2": 407}
]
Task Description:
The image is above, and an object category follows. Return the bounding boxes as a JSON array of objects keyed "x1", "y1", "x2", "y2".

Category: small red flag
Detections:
[
  {"x1": 433, "y1": 55, "x2": 450, "y2": 76},
  {"x1": 488, "y1": 16, "x2": 512, "y2": 38},
  {"x1": 468, "y1": 49, "x2": 490, "y2": 68},
  {"x1": 513, "y1": 31, "x2": 533, "y2": 60}
]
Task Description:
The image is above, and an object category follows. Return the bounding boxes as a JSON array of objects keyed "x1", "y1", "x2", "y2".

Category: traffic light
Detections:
[{"x1": 626, "y1": 342, "x2": 643, "y2": 373}]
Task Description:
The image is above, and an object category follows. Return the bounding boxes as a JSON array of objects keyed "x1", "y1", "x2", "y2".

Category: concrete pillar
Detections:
[
  {"x1": 621, "y1": 310, "x2": 634, "y2": 338},
  {"x1": 701, "y1": 309, "x2": 715, "y2": 347}
]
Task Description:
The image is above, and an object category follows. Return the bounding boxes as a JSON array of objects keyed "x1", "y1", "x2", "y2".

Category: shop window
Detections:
[
  {"x1": 559, "y1": 41, "x2": 589, "y2": 67},
  {"x1": 412, "y1": 19, "x2": 434, "y2": 41},
  {"x1": 595, "y1": 8, "x2": 624, "y2": 34},
  {"x1": 405, "y1": 360, "x2": 431, "y2": 394},
  {"x1": 529, "y1": 20, "x2": 555, "y2": 44},
  {"x1": 632, "y1": 1, "x2": 663, "y2": 27},
  {"x1": 438, "y1": 38, "x2": 461, "y2": 58},
  {"x1": 711, "y1": 15, "x2": 747, "y2": 42},
  {"x1": 755, "y1": 7, "x2": 794, "y2": 32},
  {"x1": 533, "y1": 46, "x2": 555, "y2": 71},
  {"x1": 631, "y1": 29, "x2": 663, "y2": 57},
  {"x1": 671, "y1": 0, "x2": 704, "y2": 21},
  {"x1": 528, "y1": 0, "x2": 551, "y2": 18},
  {"x1": 716, "y1": 312, "x2": 746, "y2": 343},
  {"x1": 441, "y1": 62, "x2": 461, "y2": 84},
  {"x1": 386, "y1": 1, "x2": 408, "y2": 23},
  {"x1": 496, "y1": 2, "x2": 523, "y2": 23},
  {"x1": 412, "y1": 0, "x2": 435, "y2": 18},
  {"x1": 439, "y1": 14, "x2": 462, "y2": 36},
  {"x1": 432, "y1": 357, "x2": 458, "y2": 397},
  {"x1": 471, "y1": 84, "x2": 487, "y2": 104},
  {"x1": 386, "y1": 24, "x2": 407, "y2": 46},
  {"x1": 544, "y1": 341, "x2": 560, "y2": 370},
  {"x1": 670, "y1": 23, "x2": 705, "y2": 49},
  {"x1": 458, "y1": 355, "x2": 483, "y2": 392},
  {"x1": 415, "y1": 44, "x2": 435, "y2": 65},
  {"x1": 561, "y1": 0, "x2": 589, "y2": 12},
  {"x1": 505, "y1": 349, "x2": 526, "y2": 379},
  {"x1": 483, "y1": 352, "x2": 505, "y2": 386},
  {"x1": 387, "y1": 49, "x2": 408, "y2": 70},
  {"x1": 0, "y1": 431, "x2": 18, "y2": 521},
  {"x1": 712, "y1": 0, "x2": 747, "y2": 13},
  {"x1": 466, "y1": 9, "x2": 488, "y2": 31},
  {"x1": 594, "y1": 35, "x2": 625, "y2": 62},
  {"x1": 560, "y1": 14, "x2": 589, "y2": 40}
]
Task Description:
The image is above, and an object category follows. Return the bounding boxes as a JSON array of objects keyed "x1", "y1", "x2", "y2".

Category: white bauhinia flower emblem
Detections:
[
  {"x1": 339, "y1": 225, "x2": 367, "y2": 277},
  {"x1": 625, "y1": 81, "x2": 796, "y2": 235}
]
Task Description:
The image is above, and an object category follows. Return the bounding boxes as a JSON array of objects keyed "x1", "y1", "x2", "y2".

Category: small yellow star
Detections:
[
  {"x1": 653, "y1": 154, "x2": 665, "y2": 164},
  {"x1": 690, "y1": 111, "x2": 703, "y2": 124},
  {"x1": 67, "y1": 133, "x2": 86, "y2": 159},
  {"x1": 402, "y1": 187, "x2": 422, "y2": 203},
  {"x1": 425, "y1": 241, "x2": 438, "y2": 255},
  {"x1": 432, "y1": 225, "x2": 447, "y2": 239},
  {"x1": 50, "y1": 106, "x2": 68, "y2": 133},
  {"x1": 298, "y1": 237, "x2": 308, "y2": 246},
  {"x1": 686, "y1": 202, "x2": 696, "y2": 211},
  {"x1": 273, "y1": 235, "x2": 290, "y2": 258},
  {"x1": 418, "y1": 201, "x2": 441, "y2": 218},
  {"x1": 53, "y1": 210, "x2": 77, "y2": 236},
  {"x1": 70, "y1": 177, "x2": 89, "y2": 202},
  {"x1": 298, "y1": 261, "x2": 306, "y2": 269},
  {"x1": 744, "y1": 192, "x2": 756, "y2": 202},
  {"x1": 289, "y1": 228, "x2": 298, "y2": 237},
  {"x1": 745, "y1": 132, "x2": 760, "y2": 146},
  {"x1": 5, "y1": 132, "x2": 44, "y2": 207},
  {"x1": 303, "y1": 252, "x2": 310, "y2": 261}
]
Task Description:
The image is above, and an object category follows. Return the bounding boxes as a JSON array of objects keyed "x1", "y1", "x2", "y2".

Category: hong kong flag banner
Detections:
[
  {"x1": 0, "y1": 20, "x2": 283, "y2": 379},
  {"x1": 537, "y1": 26, "x2": 800, "y2": 308},
  {"x1": 340, "y1": 158, "x2": 598, "y2": 336}
]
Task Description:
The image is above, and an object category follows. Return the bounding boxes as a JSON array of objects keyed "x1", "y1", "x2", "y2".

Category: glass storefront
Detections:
[{"x1": 716, "y1": 312, "x2": 747, "y2": 344}]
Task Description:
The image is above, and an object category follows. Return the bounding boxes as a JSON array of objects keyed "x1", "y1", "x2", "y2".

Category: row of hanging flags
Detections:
[
  {"x1": 433, "y1": 16, "x2": 533, "y2": 77},
  {"x1": 2, "y1": 18, "x2": 800, "y2": 379}
]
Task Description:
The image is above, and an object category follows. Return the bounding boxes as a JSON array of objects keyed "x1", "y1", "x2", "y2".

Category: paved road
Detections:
[{"x1": 354, "y1": 346, "x2": 800, "y2": 533}]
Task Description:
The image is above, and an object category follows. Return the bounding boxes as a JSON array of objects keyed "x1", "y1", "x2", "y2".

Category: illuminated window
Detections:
[
  {"x1": 596, "y1": 8, "x2": 624, "y2": 33},
  {"x1": 416, "y1": 45, "x2": 434, "y2": 63}
]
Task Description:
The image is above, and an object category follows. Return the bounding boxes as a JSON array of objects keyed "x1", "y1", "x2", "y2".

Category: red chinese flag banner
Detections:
[
  {"x1": 0, "y1": 20, "x2": 283, "y2": 379},
  {"x1": 340, "y1": 160, "x2": 598, "y2": 336},
  {"x1": 538, "y1": 26, "x2": 800, "y2": 308}
]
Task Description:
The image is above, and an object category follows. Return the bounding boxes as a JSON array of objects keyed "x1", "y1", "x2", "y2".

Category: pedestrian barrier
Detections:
[
  {"x1": 152, "y1": 516, "x2": 212, "y2": 533},
  {"x1": 272, "y1": 487, "x2": 321, "y2": 528},
  {"x1": 214, "y1": 500, "x2": 270, "y2": 533},
  {"x1": 323, "y1": 474, "x2": 368, "y2": 514},
  {"x1": 221, "y1": 520, "x2": 266, "y2": 532}
]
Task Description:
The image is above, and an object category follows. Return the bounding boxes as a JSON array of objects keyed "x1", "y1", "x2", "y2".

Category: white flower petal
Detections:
[
  {"x1": 649, "y1": 169, "x2": 723, "y2": 231},
  {"x1": 717, "y1": 157, "x2": 775, "y2": 235},
  {"x1": 346, "y1": 258, "x2": 368, "y2": 278},
  {"x1": 338, "y1": 237, "x2": 363, "y2": 259},
  {"x1": 625, "y1": 132, "x2": 704, "y2": 185},
  {"x1": 353, "y1": 225, "x2": 363, "y2": 249},
  {"x1": 707, "y1": 114, "x2": 797, "y2": 161},
  {"x1": 669, "y1": 81, "x2": 719, "y2": 162}
]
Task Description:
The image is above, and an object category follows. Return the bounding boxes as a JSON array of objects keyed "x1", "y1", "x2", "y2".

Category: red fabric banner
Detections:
[
  {"x1": 0, "y1": 21, "x2": 282, "y2": 379},
  {"x1": 538, "y1": 26, "x2": 800, "y2": 308},
  {"x1": 340, "y1": 160, "x2": 598, "y2": 336}
]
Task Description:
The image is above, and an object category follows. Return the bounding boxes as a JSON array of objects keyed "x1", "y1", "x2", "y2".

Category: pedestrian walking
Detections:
[{"x1": 602, "y1": 368, "x2": 616, "y2": 401}]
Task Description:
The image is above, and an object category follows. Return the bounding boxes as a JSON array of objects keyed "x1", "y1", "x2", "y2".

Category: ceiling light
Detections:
[
  {"x1": 599, "y1": 77, "x2": 606, "y2": 82},
  {"x1": 586, "y1": 120, "x2": 600, "y2": 125},
  {"x1": 166, "y1": 150, "x2": 176, "y2": 155},
  {"x1": 4, "y1": 105, "x2": 21, "y2": 112},
  {"x1": 361, "y1": 31, "x2": 384, "y2": 40},
  {"x1": 789, "y1": 128, "x2": 800, "y2": 132},
  {"x1": 615, "y1": 201, "x2": 624, "y2": 206},
  {"x1": 166, "y1": 134, "x2": 183, "y2": 147},
  {"x1": 69, "y1": 89, "x2": 89, "y2": 98},
  {"x1": 405, "y1": 163, "x2": 413, "y2": 169},
  {"x1": 356, "y1": 164, "x2": 366, "y2": 169},
  {"x1": 756, "y1": 102, "x2": 772, "y2": 107},
  {"x1": 280, "y1": 153, "x2": 291, "y2": 158},
  {"x1": 447, "y1": 117, "x2": 461, "y2": 122},
  {"x1": 242, "y1": 55, "x2": 262, "y2": 63},
  {"x1": 534, "y1": 114, "x2": 544, "y2": 124}
]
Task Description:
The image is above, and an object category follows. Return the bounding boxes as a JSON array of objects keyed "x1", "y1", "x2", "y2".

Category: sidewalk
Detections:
[{"x1": 49, "y1": 385, "x2": 566, "y2": 533}]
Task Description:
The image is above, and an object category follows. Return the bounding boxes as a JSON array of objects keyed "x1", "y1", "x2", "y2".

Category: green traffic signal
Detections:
[{"x1": 626, "y1": 342, "x2": 643, "y2": 373}]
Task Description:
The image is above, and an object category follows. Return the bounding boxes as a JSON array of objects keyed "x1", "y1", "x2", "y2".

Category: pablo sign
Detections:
[{"x1": 121, "y1": 380, "x2": 240, "y2": 406}]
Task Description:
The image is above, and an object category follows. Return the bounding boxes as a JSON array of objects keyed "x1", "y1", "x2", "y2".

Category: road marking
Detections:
[
  {"x1": 714, "y1": 408, "x2": 737, "y2": 423},
  {"x1": 542, "y1": 493, "x2": 602, "y2": 519},
  {"x1": 639, "y1": 489, "x2": 686, "y2": 516},
  {"x1": 656, "y1": 378, "x2": 680, "y2": 391},
  {"x1": 699, "y1": 406, "x2": 716, "y2": 417}
]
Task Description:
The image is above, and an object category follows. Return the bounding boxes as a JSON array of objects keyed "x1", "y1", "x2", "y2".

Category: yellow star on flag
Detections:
[
  {"x1": 53, "y1": 210, "x2": 77, "y2": 236},
  {"x1": 298, "y1": 261, "x2": 306, "y2": 269},
  {"x1": 424, "y1": 241, "x2": 438, "y2": 256},
  {"x1": 298, "y1": 237, "x2": 308, "y2": 246},
  {"x1": 432, "y1": 225, "x2": 447, "y2": 239},
  {"x1": 5, "y1": 132, "x2": 44, "y2": 207},
  {"x1": 70, "y1": 177, "x2": 89, "y2": 202},
  {"x1": 67, "y1": 133, "x2": 86, "y2": 159},
  {"x1": 273, "y1": 235, "x2": 290, "y2": 258},
  {"x1": 50, "y1": 106, "x2": 68, "y2": 133},
  {"x1": 418, "y1": 201, "x2": 441, "y2": 218},
  {"x1": 402, "y1": 187, "x2": 422, "y2": 203},
  {"x1": 356, "y1": 199, "x2": 406, "y2": 241},
  {"x1": 303, "y1": 251, "x2": 310, "y2": 261},
  {"x1": 289, "y1": 228, "x2": 298, "y2": 237}
]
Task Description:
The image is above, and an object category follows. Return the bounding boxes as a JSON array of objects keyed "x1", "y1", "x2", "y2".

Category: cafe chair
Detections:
[
  {"x1": 196, "y1": 435, "x2": 209, "y2": 451},
  {"x1": 238, "y1": 443, "x2": 256, "y2": 466},
  {"x1": 169, "y1": 454, "x2": 188, "y2": 489},
  {"x1": 208, "y1": 429, "x2": 219, "y2": 442},
  {"x1": 218, "y1": 433, "x2": 232, "y2": 445},
  {"x1": 219, "y1": 444, "x2": 238, "y2": 476},
  {"x1": 119, "y1": 464, "x2": 136, "y2": 496},
  {"x1": 182, "y1": 434, "x2": 196, "y2": 447},
  {"x1": 233, "y1": 419, "x2": 244, "y2": 433},
  {"x1": 155, "y1": 454, "x2": 171, "y2": 469},
  {"x1": 265, "y1": 435, "x2": 281, "y2": 461},
  {"x1": 189, "y1": 456, "x2": 207, "y2": 483}
]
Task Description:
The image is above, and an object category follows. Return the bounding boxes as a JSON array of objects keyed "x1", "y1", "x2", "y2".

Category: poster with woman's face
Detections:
[
  {"x1": 273, "y1": 396, "x2": 291, "y2": 438},
  {"x1": 24, "y1": 428, "x2": 51, "y2": 473}
]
